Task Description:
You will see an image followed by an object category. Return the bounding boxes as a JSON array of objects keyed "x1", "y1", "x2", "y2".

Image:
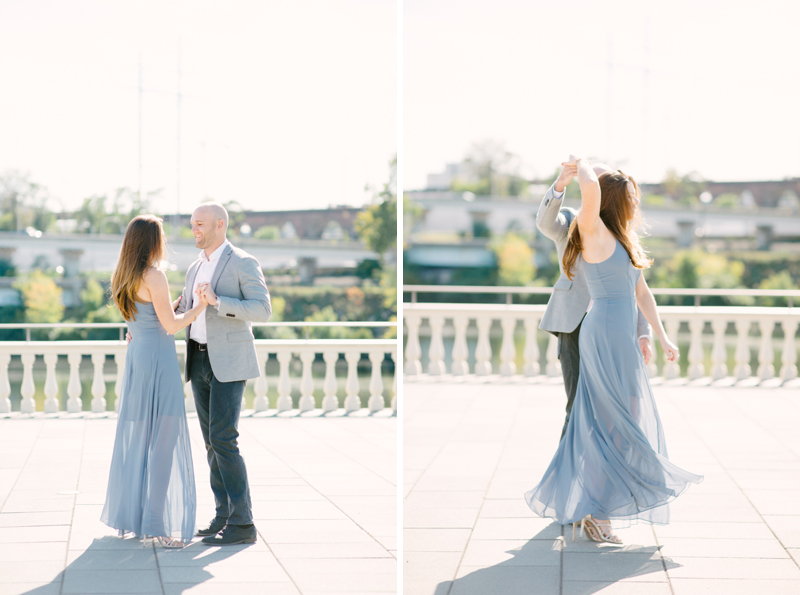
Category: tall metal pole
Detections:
[
  {"x1": 138, "y1": 54, "x2": 143, "y2": 203},
  {"x1": 643, "y1": 11, "x2": 650, "y2": 179},
  {"x1": 606, "y1": 36, "x2": 612, "y2": 162},
  {"x1": 175, "y1": 38, "x2": 182, "y2": 238}
]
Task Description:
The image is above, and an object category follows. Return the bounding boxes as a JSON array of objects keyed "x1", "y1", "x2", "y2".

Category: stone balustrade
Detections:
[
  {"x1": 404, "y1": 304, "x2": 800, "y2": 386},
  {"x1": 0, "y1": 339, "x2": 397, "y2": 415}
]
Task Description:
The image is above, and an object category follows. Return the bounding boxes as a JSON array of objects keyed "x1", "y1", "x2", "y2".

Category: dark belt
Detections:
[{"x1": 190, "y1": 339, "x2": 208, "y2": 352}]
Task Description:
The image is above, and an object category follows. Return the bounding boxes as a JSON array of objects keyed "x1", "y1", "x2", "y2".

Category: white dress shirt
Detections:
[
  {"x1": 550, "y1": 184, "x2": 649, "y2": 343},
  {"x1": 189, "y1": 240, "x2": 229, "y2": 344}
]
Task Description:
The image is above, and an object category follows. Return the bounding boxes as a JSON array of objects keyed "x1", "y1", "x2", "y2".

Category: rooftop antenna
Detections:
[
  {"x1": 138, "y1": 54, "x2": 143, "y2": 204},
  {"x1": 174, "y1": 37, "x2": 182, "y2": 239}
]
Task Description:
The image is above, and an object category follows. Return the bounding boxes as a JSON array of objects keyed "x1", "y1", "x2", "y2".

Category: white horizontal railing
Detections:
[
  {"x1": 0, "y1": 339, "x2": 397, "y2": 416},
  {"x1": 0, "y1": 321, "x2": 397, "y2": 342},
  {"x1": 403, "y1": 285, "x2": 800, "y2": 307},
  {"x1": 403, "y1": 304, "x2": 800, "y2": 386}
]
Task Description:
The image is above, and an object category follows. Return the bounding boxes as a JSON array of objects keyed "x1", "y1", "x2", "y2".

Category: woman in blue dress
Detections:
[
  {"x1": 525, "y1": 157, "x2": 703, "y2": 544},
  {"x1": 101, "y1": 215, "x2": 208, "y2": 548}
]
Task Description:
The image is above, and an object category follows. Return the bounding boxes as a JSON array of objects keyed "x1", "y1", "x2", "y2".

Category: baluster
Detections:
[
  {"x1": 322, "y1": 350, "x2": 339, "y2": 413},
  {"x1": 114, "y1": 351, "x2": 126, "y2": 412},
  {"x1": 688, "y1": 318, "x2": 705, "y2": 379},
  {"x1": 43, "y1": 353, "x2": 60, "y2": 413},
  {"x1": 523, "y1": 316, "x2": 540, "y2": 377},
  {"x1": 546, "y1": 333, "x2": 560, "y2": 377},
  {"x1": 276, "y1": 350, "x2": 293, "y2": 412},
  {"x1": 710, "y1": 319, "x2": 728, "y2": 380},
  {"x1": 499, "y1": 316, "x2": 517, "y2": 377},
  {"x1": 299, "y1": 350, "x2": 315, "y2": 412},
  {"x1": 734, "y1": 319, "x2": 752, "y2": 380},
  {"x1": 91, "y1": 353, "x2": 107, "y2": 413},
  {"x1": 451, "y1": 315, "x2": 470, "y2": 376},
  {"x1": 474, "y1": 316, "x2": 493, "y2": 376},
  {"x1": 391, "y1": 349, "x2": 397, "y2": 414},
  {"x1": 20, "y1": 353, "x2": 36, "y2": 414},
  {"x1": 253, "y1": 350, "x2": 269, "y2": 412},
  {"x1": 344, "y1": 350, "x2": 361, "y2": 412},
  {"x1": 427, "y1": 315, "x2": 446, "y2": 375},
  {"x1": 404, "y1": 313, "x2": 422, "y2": 376},
  {"x1": 757, "y1": 319, "x2": 776, "y2": 380},
  {"x1": 67, "y1": 352, "x2": 82, "y2": 413},
  {"x1": 368, "y1": 351, "x2": 385, "y2": 413},
  {"x1": 663, "y1": 318, "x2": 681, "y2": 379},
  {"x1": 0, "y1": 353, "x2": 10, "y2": 413},
  {"x1": 781, "y1": 318, "x2": 798, "y2": 382}
]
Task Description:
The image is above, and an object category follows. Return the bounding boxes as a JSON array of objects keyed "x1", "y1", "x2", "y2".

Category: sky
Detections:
[
  {"x1": 404, "y1": 0, "x2": 800, "y2": 189},
  {"x1": 0, "y1": 0, "x2": 396, "y2": 213}
]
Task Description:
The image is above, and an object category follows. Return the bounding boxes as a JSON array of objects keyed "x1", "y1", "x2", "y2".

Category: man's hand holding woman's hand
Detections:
[
  {"x1": 554, "y1": 155, "x2": 580, "y2": 193},
  {"x1": 196, "y1": 283, "x2": 217, "y2": 307},
  {"x1": 639, "y1": 337, "x2": 653, "y2": 365},
  {"x1": 194, "y1": 284, "x2": 210, "y2": 309}
]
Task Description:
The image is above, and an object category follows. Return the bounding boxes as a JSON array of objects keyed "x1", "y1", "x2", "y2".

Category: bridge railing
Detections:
[
  {"x1": 0, "y1": 338, "x2": 397, "y2": 416},
  {"x1": 403, "y1": 302, "x2": 799, "y2": 387}
]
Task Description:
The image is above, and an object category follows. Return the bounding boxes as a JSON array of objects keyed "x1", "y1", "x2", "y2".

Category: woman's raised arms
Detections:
[{"x1": 572, "y1": 156, "x2": 602, "y2": 234}]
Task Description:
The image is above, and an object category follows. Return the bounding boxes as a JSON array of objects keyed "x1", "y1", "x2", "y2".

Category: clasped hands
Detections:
[
  {"x1": 193, "y1": 283, "x2": 217, "y2": 308},
  {"x1": 554, "y1": 154, "x2": 582, "y2": 192}
]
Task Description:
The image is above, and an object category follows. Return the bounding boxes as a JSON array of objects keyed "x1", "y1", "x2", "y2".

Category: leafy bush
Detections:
[
  {"x1": 489, "y1": 232, "x2": 535, "y2": 286},
  {"x1": 254, "y1": 225, "x2": 281, "y2": 240}
]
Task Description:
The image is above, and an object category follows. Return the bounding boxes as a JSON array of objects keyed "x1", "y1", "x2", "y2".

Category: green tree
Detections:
[
  {"x1": 0, "y1": 171, "x2": 54, "y2": 232},
  {"x1": 402, "y1": 195, "x2": 423, "y2": 248},
  {"x1": 254, "y1": 225, "x2": 281, "y2": 240},
  {"x1": 714, "y1": 193, "x2": 740, "y2": 209},
  {"x1": 80, "y1": 279, "x2": 123, "y2": 323},
  {"x1": 661, "y1": 168, "x2": 705, "y2": 204},
  {"x1": 451, "y1": 141, "x2": 529, "y2": 197},
  {"x1": 490, "y1": 232, "x2": 535, "y2": 286},
  {"x1": 14, "y1": 271, "x2": 64, "y2": 323},
  {"x1": 759, "y1": 270, "x2": 796, "y2": 307},
  {"x1": 304, "y1": 306, "x2": 372, "y2": 339},
  {"x1": 356, "y1": 157, "x2": 397, "y2": 266},
  {"x1": 74, "y1": 187, "x2": 156, "y2": 234}
]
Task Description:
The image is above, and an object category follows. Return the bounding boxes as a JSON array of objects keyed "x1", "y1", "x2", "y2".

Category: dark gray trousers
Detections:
[
  {"x1": 557, "y1": 316, "x2": 584, "y2": 440},
  {"x1": 188, "y1": 340, "x2": 253, "y2": 526}
]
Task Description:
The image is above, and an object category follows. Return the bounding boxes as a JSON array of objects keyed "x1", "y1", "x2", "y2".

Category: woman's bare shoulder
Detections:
[{"x1": 142, "y1": 266, "x2": 167, "y2": 285}]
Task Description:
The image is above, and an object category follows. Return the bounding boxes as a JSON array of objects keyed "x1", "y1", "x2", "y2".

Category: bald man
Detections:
[{"x1": 176, "y1": 201, "x2": 271, "y2": 545}]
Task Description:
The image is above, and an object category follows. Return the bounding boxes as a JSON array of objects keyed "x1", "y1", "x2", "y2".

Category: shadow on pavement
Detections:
[
  {"x1": 433, "y1": 521, "x2": 682, "y2": 595},
  {"x1": 20, "y1": 534, "x2": 251, "y2": 594}
]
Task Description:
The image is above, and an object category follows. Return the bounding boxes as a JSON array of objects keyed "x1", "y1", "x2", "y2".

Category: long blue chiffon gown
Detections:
[
  {"x1": 101, "y1": 301, "x2": 196, "y2": 541},
  {"x1": 525, "y1": 238, "x2": 702, "y2": 526}
]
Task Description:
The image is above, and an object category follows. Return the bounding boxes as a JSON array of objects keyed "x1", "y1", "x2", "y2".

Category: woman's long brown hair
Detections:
[
  {"x1": 112, "y1": 215, "x2": 166, "y2": 321},
  {"x1": 562, "y1": 170, "x2": 653, "y2": 280}
]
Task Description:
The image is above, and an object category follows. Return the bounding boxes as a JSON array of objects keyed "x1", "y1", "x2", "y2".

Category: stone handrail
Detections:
[
  {"x1": 0, "y1": 321, "x2": 397, "y2": 342},
  {"x1": 0, "y1": 339, "x2": 397, "y2": 416},
  {"x1": 403, "y1": 304, "x2": 799, "y2": 386},
  {"x1": 403, "y1": 285, "x2": 800, "y2": 306}
]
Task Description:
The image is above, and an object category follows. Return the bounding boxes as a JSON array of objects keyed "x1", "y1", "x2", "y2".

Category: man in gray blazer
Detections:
[
  {"x1": 176, "y1": 202, "x2": 272, "y2": 545},
  {"x1": 537, "y1": 162, "x2": 653, "y2": 440}
]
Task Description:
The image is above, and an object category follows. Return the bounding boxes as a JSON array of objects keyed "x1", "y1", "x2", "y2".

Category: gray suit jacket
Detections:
[
  {"x1": 177, "y1": 242, "x2": 272, "y2": 383},
  {"x1": 536, "y1": 184, "x2": 651, "y2": 340}
]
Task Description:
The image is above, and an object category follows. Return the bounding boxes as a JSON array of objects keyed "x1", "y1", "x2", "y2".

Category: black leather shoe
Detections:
[
  {"x1": 201, "y1": 524, "x2": 257, "y2": 546},
  {"x1": 195, "y1": 517, "x2": 227, "y2": 537}
]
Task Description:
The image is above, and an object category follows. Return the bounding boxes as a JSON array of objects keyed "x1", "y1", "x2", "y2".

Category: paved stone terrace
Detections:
[
  {"x1": 404, "y1": 379, "x2": 800, "y2": 595},
  {"x1": 0, "y1": 412, "x2": 396, "y2": 595}
]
